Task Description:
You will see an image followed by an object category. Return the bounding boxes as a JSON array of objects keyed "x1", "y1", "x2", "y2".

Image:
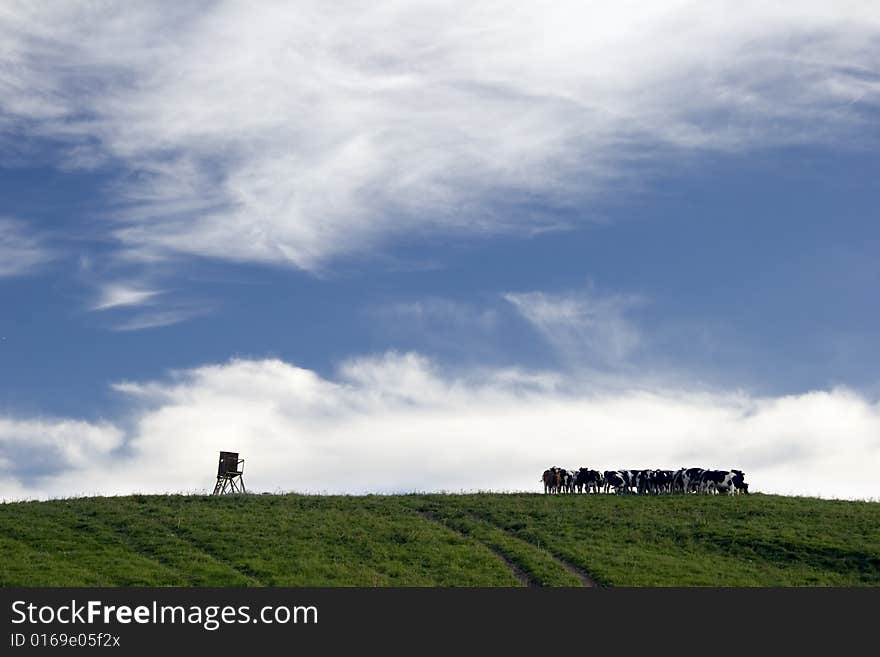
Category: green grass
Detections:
[{"x1": 1, "y1": 493, "x2": 877, "y2": 586}]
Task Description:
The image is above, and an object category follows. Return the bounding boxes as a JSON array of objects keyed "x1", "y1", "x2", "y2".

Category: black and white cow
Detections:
[
  {"x1": 684, "y1": 468, "x2": 706, "y2": 493},
  {"x1": 575, "y1": 468, "x2": 604, "y2": 494},
  {"x1": 652, "y1": 470, "x2": 674, "y2": 495},
  {"x1": 699, "y1": 470, "x2": 724, "y2": 493},
  {"x1": 574, "y1": 468, "x2": 587, "y2": 493},
  {"x1": 700, "y1": 469, "x2": 749, "y2": 495},
  {"x1": 672, "y1": 468, "x2": 687, "y2": 494},
  {"x1": 633, "y1": 469, "x2": 652, "y2": 495},
  {"x1": 729, "y1": 470, "x2": 749, "y2": 494},
  {"x1": 603, "y1": 470, "x2": 628, "y2": 494},
  {"x1": 618, "y1": 470, "x2": 638, "y2": 494},
  {"x1": 562, "y1": 469, "x2": 577, "y2": 494}
]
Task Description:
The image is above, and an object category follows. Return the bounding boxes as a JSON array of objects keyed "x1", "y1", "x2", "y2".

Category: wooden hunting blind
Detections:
[{"x1": 212, "y1": 451, "x2": 246, "y2": 495}]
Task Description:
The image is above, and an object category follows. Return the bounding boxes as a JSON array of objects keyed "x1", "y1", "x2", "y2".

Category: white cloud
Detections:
[
  {"x1": 92, "y1": 283, "x2": 161, "y2": 310},
  {"x1": 505, "y1": 288, "x2": 642, "y2": 365},
  {"x1": 0, "y1": 218, "x2": 52, "y2": 277},
  {"x1": 370, "y1": 298, "x2": 500, "y2": 354},
  {"x1": 0, "y1": 416, "x2": 122, "y2": 486},
  {"x1": 109, "y1": 305, "x2": 211, "y2": 332},
  {"x1": 378, "y1": 300, "x2": 498, "y2": 332},
  {"x1": 1, "y1": 2, "x2": 879, "y2": 269},
  {"x1": 3, "y1": 353, "x2": 879, "y2": 500},
  {"x1": 86, "y1": 281, "x2": 208, "y2": 330}
]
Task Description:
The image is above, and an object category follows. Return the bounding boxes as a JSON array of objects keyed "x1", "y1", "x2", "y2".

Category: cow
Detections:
[
  {"x1": 575, "y1": 468, "x2": 603, "y2": 494},
  {"x1": 716, "y1": 470, "x2": 749, "y2": 495},
  {"x1": 541, "y1": 468, "x2": 557, "y2": 494},
  {"x1": 672, "y1": 468, "x2": 686, "y2": 494},
  {"x1": 729, "y1": 469, "x2": 749, "y2": 494},
  {"x1": 700, "y1": 469, "x2": 746, "y2": 495},
  {"x1": 573, "y1": 468, "x2": 586, "y2": 493},
  {"x1": 542, "y1": 466, "x2": 569, "y2": 494},
  {"x1": 652, "y1": 469, "x2": 674, "y2": 495},
  {"x1": 684, "y1": 468, "x2": 706, "y2": 493},
  {"x1": 603, "y1": 470, "x2": 627, "y2": 494},
  {"x1": 672, "y1": 468, "x2": 699, "y2": 494},
  {"x1": 634, "y1": 469, "x2": 651, "y2": 495},
  {"x1": 699, "y1": 469, "x2": 720, "y2": 493},
  {"x1": 561, "y1": 468, "x2": 577, "y2": 494}
]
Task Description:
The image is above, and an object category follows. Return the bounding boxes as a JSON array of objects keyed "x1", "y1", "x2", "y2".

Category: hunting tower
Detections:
[{"x1": 212, "y1": 451, "x2": 246, "y2": 495}]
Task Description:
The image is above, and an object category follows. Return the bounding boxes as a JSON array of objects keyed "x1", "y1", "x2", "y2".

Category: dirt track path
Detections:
[
  {"x1": 414, "y1": 509, "x2": 600, "y2": 587},
  {"x1": 414, "y1": 510, "x2": 537, "y2": 586},
  {"x1": 536, "y1": 544, "x2": 597, "y2": 587},
  {"x1": 469, "y1": 513, "x2": 599, "y2": 587}
]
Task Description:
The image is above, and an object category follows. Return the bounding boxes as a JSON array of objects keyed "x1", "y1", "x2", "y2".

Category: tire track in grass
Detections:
[
  {"x1": 62, "y1": 500, "x2": 263, "y2": 586},
  {"x1": 63, "y1": 507, "x2": 184, "y2": 585},
  {"x1": 98, "y1": 507, "x2": 265, "y2": 586},
  {"x1": 539, "y1": 547, "x2": 598, "y2": 588},
  {"x1": 414, "y1": 510, "x2": 536, "y2": 587},
  {"x1": 473, "y1": 514, "x2": 600, "y2": 587},
  {"x1": 148, "y1": 517, "x2": 268, "y2": 586},
  {"x1": 414, "y1": 509, "x2": 594, "y2": 587},
  {"x1": 4, "y1": 503, "x2": 183, "y2": 586},
  {"x1": 0, "y1": 536, "x2": 106, "y2": 586}
]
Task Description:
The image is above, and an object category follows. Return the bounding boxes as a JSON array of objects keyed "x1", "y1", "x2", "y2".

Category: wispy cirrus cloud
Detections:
[
  {"x1": 378, "y1": 299, "x2": 498, "y2": 332},
  {"x1": 0, "y1": 218, "x2": 53, "y2": 277},
  {"x1": 505, "y1": 288, "x2": 643, "y2": 367},
  {"x1": 369, "y1": 298, "x2": 500, "y2": 355},
  {"x1": 1, "y1": 2, "x2": 879, "y2": 270},
  {"x1": 85, "y1": 277, "x2": 208, "y2": 331},
  {"x1": 91, "y1": 283, "x2": 162, "y2": 311},
  {"x1": 111, "y1": 305, "x2": 211, "y2": 332}
]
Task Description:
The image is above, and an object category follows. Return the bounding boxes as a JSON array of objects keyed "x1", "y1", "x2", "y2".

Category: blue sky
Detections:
[{"x1": 1, "y1": 2, "x2": 879, "y2": 499}]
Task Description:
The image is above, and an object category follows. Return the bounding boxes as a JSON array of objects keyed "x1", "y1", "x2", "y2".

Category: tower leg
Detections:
[{"x1": 212, "y1": 474, "x2": 247, "y2": 495}]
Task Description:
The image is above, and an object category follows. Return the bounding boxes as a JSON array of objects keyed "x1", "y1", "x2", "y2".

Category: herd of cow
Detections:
[{"x1": 541, "y1": 466, "x2": 749, "y2": 496}]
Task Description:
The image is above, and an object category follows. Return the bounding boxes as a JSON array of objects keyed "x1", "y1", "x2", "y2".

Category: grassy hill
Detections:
[{"x1": 1, "y1": 493, "x2": 878, "y2": 586}]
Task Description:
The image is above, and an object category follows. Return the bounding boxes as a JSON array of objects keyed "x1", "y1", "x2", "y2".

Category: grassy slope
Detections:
[{"x1": 1, "y1": 493, "x2": 877, "y2": 586}]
